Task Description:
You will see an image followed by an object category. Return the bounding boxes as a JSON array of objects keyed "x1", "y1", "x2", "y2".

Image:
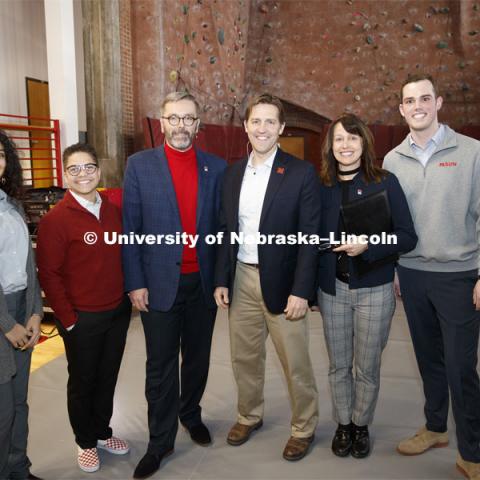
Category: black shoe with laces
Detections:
[
  {"x1": 331, "y1": 423, "x2": 353, "y2": 457},
  {"x1": 351, "y1": 424, "x2": 370, "y2": 459}
]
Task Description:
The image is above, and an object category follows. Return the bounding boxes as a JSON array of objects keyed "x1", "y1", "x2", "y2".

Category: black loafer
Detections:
[
  {"x1": 133, "y1": 449, "x2": 174, "y2": 479},
  {"x1": 351, "y1": 425, "x2": 370, "y2": 459},
  {"x1": 184, "y1": 422, "x2": 212, "y2": 446},
  {"x1": 331, "y1": 423, "x2": 353, "y2": 457}
]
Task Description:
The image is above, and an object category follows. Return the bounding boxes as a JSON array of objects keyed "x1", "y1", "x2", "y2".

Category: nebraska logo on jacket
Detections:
[{"x1": 438, "y1": 162, "x2": 457, "y2": 167}]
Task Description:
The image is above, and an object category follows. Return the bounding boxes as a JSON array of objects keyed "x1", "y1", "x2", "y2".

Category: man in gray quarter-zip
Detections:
[{"x1": 383, "y1": 73, "x2": 480, "y2": 480}]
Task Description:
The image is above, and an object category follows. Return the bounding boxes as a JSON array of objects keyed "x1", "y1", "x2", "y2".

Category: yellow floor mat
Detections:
[{"x1": 30, "y1": 334, "x2": 65, "y2": 373}]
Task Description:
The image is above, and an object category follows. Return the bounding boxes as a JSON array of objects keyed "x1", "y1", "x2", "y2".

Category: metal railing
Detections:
[{"x1": 0, "y1": 113, "x2": 62, "y2": 187}]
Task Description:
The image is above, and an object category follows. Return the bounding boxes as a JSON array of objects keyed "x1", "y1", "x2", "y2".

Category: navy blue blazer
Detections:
[
  {"x1": 215, "y1": 148, "x2": 321, "y2": 313},
  {"x1": 317, "y1": 171, "x2": 417, "y2": 295},
  {"x1": 122, "y1": 146, "x2": 226, "y2": 311}
]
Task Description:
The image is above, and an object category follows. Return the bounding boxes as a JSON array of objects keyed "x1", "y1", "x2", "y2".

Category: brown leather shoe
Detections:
[
  {"x1": 282, "y1": 435, "x2": 315, "y2": 461},
  {"x1": 226, "y1": 420, "x2": 263, "y2": 446}
]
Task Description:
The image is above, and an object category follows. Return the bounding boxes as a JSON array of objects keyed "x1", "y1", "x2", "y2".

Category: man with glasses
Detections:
[
  {"x1": 123, "y1": 91, "x2": 226, "y2": 479},
  {"x1": 36, "y1": 143, "x2": 132, "y2": 473}
]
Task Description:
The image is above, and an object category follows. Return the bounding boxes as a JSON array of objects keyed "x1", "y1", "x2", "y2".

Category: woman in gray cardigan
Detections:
[{"x1": 0, "y1": 129, "x2": 43, "y2": 480}]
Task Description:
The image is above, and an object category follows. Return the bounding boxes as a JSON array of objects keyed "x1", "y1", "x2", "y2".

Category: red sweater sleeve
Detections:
[{"x1": 36, "y1": 213, "x2": 77, "y2": 329}]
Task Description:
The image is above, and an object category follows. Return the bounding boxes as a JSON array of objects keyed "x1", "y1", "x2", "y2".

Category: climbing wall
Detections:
[{"x1": 130, "y1": 0, "x2": 480, "y2": 139}]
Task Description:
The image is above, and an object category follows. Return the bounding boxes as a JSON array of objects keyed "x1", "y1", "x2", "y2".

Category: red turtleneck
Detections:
[{"x1": 164, "y1": 143, "x2": 199, "y2": 274}]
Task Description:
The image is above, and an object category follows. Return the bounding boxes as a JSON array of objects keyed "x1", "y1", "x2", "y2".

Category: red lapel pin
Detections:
[{"x1": 276, "y1": 167, "x2": 285, "y2": 174}]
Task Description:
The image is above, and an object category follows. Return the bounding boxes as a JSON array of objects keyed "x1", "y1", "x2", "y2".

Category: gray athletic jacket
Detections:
[{"x1": 383, "y1": 125, "x2": 480, "y2": 274}]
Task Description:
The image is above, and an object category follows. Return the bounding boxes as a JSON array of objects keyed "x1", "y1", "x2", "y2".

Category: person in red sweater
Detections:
[
  {"x1": 36, "y1": 143, "x2": 131, "y2": 474},
  {"x1": 123, "y1": 92, "x2": 226, "y2": 479}
]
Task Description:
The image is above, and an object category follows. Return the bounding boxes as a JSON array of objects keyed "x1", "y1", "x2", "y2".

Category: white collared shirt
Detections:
[
  {"x1": 408, "y1": 124, "x2": 446, "y2": 167},
  {"x1": 70, "y1": 190, "x2": 102, "y2": 220},
  {"x1": 237, "y1": 149, "x2": 276, "y2": 263}
]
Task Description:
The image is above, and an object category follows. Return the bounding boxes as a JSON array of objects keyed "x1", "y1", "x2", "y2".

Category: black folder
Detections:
[{"x1": 340, "y1": 189, "x2": 397, "y2": 276}]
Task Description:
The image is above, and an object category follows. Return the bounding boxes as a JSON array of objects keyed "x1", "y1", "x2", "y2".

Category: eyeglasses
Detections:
[
  {"x1": 65, "y1": 163, "x2": 98, "y2": 176},
  {"x1": 161, "y1": 115, "x2": 198, "y2": 127}
]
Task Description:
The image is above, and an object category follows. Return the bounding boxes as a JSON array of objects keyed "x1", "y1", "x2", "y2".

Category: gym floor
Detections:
[{"x1": 28, "y1": 303, "x2": 463, "y2": 479}]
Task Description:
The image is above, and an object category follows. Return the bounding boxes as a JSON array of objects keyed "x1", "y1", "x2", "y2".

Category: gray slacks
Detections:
[
  {"x1": 0, "y1": 290, "x2": 32, "y2": 480},
  {"x1": 318, "y1": 279, "x2": 395, "y2": 426}
]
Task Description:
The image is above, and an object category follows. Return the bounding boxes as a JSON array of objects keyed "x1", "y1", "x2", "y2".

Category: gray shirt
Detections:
[
  {"x1": 0, "y1": 189, "x2": 29, "y2": 294},
  {"x1": 384, "y1": 125, "x2": 480, "y2": 274},
  {"x1": 0, "y1": 195, "x2": 43, "y2": 384}
]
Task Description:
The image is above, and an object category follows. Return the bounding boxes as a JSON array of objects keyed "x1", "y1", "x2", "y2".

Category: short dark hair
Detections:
[
  {"x1": 400, "y1": 74, "x2": 438, "y2": 102},
  {"x1": 0, "y1": 129, "x2": 23, "y2": 199},
  {"x1": 244, "y1": 93, "x2": 285, "y2": 124},
  {"x1": 62, "y1": 143, "x2": 98, "y2": 169},
  {"x1": 320, "y1": 114, "x2": 387, "y2": 186}
]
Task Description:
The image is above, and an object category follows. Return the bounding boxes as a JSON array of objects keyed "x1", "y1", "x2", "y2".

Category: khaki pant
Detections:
[{"x1": 229, "y1": 261, "x2": 318, "y2": 438}]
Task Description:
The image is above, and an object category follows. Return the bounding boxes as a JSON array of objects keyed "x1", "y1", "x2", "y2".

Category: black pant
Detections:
[
  {"x1": 57, "y1": 296, "x2": 131, "y2": 449},
  {"x1": 141, "y1": 272, "x2": 216, "y2": 455},
  {"x1": 398, "y1": 266, "x2": 480, "y2": 462}
]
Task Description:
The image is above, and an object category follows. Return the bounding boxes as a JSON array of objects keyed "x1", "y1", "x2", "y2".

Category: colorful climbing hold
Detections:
[{"x1": 217, "y1": 28, "x2": 225, "y2": 45}]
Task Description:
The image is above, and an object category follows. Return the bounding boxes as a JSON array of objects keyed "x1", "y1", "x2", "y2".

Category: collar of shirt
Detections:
[
  {"x1": 247, "y1": 147, "x2": 277, "y2": 171},
  {"x1": 0, "y1": 189, "x2": 14, "y2": 214},
  {"x1": 70, "y1": 190, "x2": 102, "y2": 217},
  {"x1": 408, "y1": 124, "x2": 445, "y2": 167},
  {"x1": 408, "y1": 123, "x2": 445, "y2": 151}
]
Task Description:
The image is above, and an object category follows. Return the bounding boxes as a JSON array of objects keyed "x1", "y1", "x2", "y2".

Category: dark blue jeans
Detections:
[
  {"x1": 0, "y1": 289, "x2": 32, "y2": 480},
  {"x1": 398, "y1": 266, "x2": 480, "y2": 462}
]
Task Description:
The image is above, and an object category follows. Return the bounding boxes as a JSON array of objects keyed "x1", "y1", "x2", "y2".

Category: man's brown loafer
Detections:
[
  {"x1": 226, "y1": 420, "x2": 263, "y2": 446},
  {"x1": 282, "y1": 435, "x2": 315, "y2": 461}
]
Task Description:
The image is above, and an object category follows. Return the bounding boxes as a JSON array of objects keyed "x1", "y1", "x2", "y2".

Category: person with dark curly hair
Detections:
[{"x1": 0, "y1": 129, "x2": 44, "y2": 480}]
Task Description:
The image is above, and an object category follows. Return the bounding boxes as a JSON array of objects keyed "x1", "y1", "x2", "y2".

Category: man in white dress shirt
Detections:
[{"x1": 214, "y1": 93, "x2": 320, "y2": 461}]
